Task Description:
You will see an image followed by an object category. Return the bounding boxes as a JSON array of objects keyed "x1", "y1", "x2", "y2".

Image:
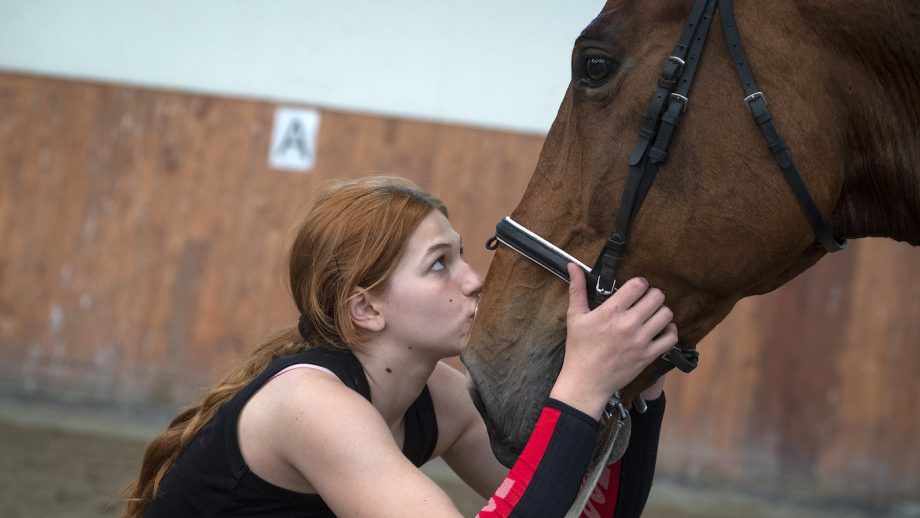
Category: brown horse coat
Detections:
[{"x1": 462, "y1": 0, "x2": 920, "y2": 466}]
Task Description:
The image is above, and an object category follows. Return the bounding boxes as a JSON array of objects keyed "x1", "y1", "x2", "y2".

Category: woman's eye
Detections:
[
  {"x1": 431, "y1": 257, "x2": 446, "y2": 271},
  {"x1": 583, "y1": 56, "x2": 618, "y2": 84}
]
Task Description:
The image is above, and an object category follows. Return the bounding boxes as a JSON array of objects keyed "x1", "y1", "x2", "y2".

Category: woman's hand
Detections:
[{"x1": 549, "y1": 263, "x2": 677, "y2": 419}]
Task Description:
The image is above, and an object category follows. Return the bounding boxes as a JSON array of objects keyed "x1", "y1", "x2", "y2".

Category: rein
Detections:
[{"x1": 488, "y1": 0, "x2": 848, "y2": 515}]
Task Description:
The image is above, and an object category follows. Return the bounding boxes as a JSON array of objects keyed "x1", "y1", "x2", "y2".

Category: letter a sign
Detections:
[{"x1": 269, "y1": 107, "x2": 321, "y2": 172}]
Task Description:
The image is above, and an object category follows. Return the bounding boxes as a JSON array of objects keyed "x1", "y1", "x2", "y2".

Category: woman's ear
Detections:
[{"x1": 349, "y1": 288, "x2": 385, "y2": 333}]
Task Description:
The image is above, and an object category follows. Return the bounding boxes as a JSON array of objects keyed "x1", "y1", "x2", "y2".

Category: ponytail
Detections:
[{"x1": 121, "y1": 327, "x2": 308, "y2": 517}]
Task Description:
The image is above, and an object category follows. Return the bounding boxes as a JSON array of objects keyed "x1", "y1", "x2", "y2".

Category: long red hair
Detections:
[{"x1": 122, "y1": 176, "x2": 446, "y2": 517}]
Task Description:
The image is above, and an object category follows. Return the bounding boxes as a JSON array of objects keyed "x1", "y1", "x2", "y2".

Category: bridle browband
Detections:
[
  {"x1": 596, "y1": 0, "x2": 845, "y2": 300},
  {"x1": 489, "y1": 0, "x2": 846, "y2": 381}
]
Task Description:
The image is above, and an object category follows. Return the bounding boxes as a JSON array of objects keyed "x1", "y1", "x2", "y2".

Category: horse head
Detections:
[{"x1": 463, "y1": 0, "x2": 920, "y2": 467}]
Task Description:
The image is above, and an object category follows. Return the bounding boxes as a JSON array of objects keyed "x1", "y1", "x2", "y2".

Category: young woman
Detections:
[{"x1": 123, "y1": 176, "x2": 677, "y2": 517}]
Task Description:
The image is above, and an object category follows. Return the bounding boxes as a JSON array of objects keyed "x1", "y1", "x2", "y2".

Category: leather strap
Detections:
[
  {"x1": 593, "y1": 0, "x2": 717, "y2": 302},
  {"x1": 719, "y1": 0, "x2": 846, "y2": 252},
  {"x1": 589, "y1": 0, "x2": 849, "y2": 373},
  {"x1": 649, "y1": 0, "x2": 718, "y2": 164},
  {"x1": 590, "y1": 0, "x2": 718, "y2": 369}
]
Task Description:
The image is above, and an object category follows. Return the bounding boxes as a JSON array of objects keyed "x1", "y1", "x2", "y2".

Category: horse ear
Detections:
[{"x1": 348, "y1": 287, "x2": 385, "y2": 333}]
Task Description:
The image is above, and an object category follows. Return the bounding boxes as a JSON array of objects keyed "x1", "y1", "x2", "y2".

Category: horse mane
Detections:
[{"x1": 806, "y1": 1, "x2": 920, "y2": 244}]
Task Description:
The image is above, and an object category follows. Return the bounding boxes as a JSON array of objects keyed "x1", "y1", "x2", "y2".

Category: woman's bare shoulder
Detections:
[{"x1": 242, "y1": 367, "x2": 386, "y2": 454}]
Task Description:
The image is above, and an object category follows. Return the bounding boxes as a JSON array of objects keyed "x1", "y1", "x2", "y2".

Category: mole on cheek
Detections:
[{"x1": 386, "y1": 368, "x2": 393, "y2": 373}]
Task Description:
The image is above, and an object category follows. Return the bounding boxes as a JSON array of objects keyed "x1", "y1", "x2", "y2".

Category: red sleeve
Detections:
[{"x1": 477, "y1": 399, "x2": 599, "y2": 518}]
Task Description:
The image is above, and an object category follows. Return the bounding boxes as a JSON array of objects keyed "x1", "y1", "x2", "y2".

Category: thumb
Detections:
[{"x1": 566, "y1": 263, "x2": 590, "y2": 317}]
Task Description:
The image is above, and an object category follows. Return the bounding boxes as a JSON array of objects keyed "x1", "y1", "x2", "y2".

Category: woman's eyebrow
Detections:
[
  {"x1": 421, "y1": 236, "x2": 462, "y2": 259},
  {"x1": 421, "y1": 242, "x2": 453, "y2": 260},
  {"x1": 426, "y1": 242, "x2": 451, "y2": 252}
]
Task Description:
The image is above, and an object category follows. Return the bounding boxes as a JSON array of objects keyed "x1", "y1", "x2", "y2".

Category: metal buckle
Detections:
[
  {"x1": 661, "y1": 56, "x2": 685, "y2": 81},
  {"x1": 602, "y1": 392, "x2": 629, "y2": 424},
  {"x1": 595, "y1": 277, "x2": 617, "y2": 297},
  {"x1": 670, "y1": 92, "x2": 689, "y2": 112},
  {"x1": 744, "y1": 91, "x2": 766, "y2": 112}
]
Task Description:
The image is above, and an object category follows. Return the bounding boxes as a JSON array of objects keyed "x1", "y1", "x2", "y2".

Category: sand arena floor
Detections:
[{"x1": 1, "y1": 396, "x2": 917, "y2": 518}]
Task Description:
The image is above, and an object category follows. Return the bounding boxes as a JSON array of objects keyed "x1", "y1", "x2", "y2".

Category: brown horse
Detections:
[{"x1": 462, "y1": 0, "x2": 920, "y2": 467}]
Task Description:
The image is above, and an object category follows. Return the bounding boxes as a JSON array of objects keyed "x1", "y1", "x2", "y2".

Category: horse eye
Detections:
[{"x1": 584, "y1": 57, "x2": 617, "y2": 83}]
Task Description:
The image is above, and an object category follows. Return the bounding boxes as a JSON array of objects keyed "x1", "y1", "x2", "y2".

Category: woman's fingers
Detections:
[
  {"x1": 640, "y1": 305, "x2": 674, "y2": 344},
  {"x1": 627, "y1": 286, "x2": 666, "y2": 323},
  {"x1": 597, "y1": 278, "x2": 672, "y2": 338},
  {"x1": 561, "y1": 272, "x2": 678, "y2": 406},
  {"x1": 566, "y1": 263, "x2": 590, "y2": 318},
  {"x1": 599, "y1": 277, "x2": 649, "y2": 312},
  {"x1": 648, "y1": 323, "x2": 679, "y2": 358}
]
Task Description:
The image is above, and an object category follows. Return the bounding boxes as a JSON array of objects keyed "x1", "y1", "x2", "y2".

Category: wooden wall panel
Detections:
[
  {"x1": 659, "y1": 238, "x2": 920, "y2": 497},
  {"x1": 0, "y1": 72, "x2": 917, "y2": 498},
  {"x1": 0, "y1": 72, "x2": 540, "y2": 405}
]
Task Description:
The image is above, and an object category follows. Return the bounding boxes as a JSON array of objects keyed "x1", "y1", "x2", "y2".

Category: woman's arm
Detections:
[
  {"x1": 278, "y1": 373, "x2": 464, "y2": 517},
  {"x1": 278, "y1": 371, "x2": 599, "y2": 518},
  {"x1": 611, "y1": 390, "x2": 665, "y2": 518},
  {"x1": 278, "y1": 264, "x2": 676, "y2": 517},
  {"x1": 440, "y1": 265, "x2": 677, "y2": 515},
  {"x1": 577, "y1": 379, "x2": 668, "y2": 518}
]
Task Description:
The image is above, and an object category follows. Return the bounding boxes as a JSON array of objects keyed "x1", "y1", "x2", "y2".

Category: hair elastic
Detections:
[{"x1": 297, "y1": 314, "x2": 312, "y2": 341}]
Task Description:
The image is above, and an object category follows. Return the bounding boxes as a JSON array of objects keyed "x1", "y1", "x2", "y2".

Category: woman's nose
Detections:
[{"x1": 462, "y1": 261, "x2": 483, "y2": 297}]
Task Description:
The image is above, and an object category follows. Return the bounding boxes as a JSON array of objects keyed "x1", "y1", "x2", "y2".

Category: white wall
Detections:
[{"x1": 0, "y1": 0, "x2": 603, "y2": 133}]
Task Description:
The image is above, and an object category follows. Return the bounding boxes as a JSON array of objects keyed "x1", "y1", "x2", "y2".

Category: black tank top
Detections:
[{"x1": 146, "y1": 347, "x2": 439, "y2": 517}]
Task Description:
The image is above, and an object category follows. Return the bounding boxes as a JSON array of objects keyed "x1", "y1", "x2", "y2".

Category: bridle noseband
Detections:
[{"x1": 488, "y1": 0, "x2": 847, "y2": 382}]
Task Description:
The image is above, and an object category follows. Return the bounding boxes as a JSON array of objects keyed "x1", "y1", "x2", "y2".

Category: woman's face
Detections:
[{"x1": 375, "y1": 210, "x2": 483, "y2": 358}]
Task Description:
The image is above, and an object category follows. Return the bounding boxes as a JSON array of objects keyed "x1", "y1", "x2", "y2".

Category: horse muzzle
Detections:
[{"x1": 465, "y1": 376, "x2": 525, "y2": 467}]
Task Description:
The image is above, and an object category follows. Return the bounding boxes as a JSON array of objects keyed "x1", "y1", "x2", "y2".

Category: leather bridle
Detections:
[
  {"x1": 484, "y1": 3, "x2": 852, "y2": 514},
  {"x1": 490, "y1": 0, "x2": 847, "y2": 384},
  {"x1": 561, "y1": 1, "x2": 849, "y2": 514},
  {"x1": 592, "y1": 0, "x2": 847, "y2": 376}
]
